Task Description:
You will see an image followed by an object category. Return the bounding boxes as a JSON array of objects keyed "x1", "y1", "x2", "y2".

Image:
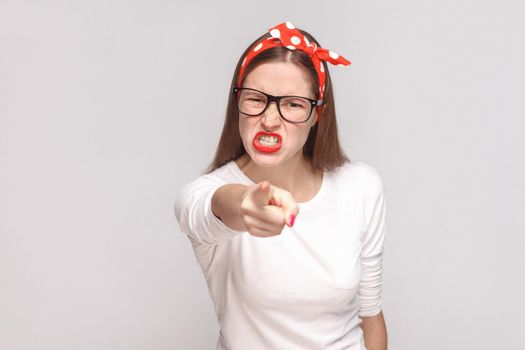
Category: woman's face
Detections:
[{"x1": 238, "y1": 61, "x2": 317, "y2": 168}]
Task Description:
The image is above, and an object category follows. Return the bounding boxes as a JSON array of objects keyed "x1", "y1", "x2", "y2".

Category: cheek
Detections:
[
  {"x1": 238, "y1": 117, "x2": 249, "y2": 137},
  {"x1": 238, "y1": 117, "x2": 254, "y2": 147},
  {"x1": 301, "y1": 128, "x2": 312, "y2": 144},
  {"x1": 289, "y1": 126, "x2": 313, "y2": 148}
]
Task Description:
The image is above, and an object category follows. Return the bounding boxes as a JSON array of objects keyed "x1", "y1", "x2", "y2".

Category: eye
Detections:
[
  {"x1": 288, "y1": 102, "x2": 304, "y2": 108},
  {"x1": 282, "y1": 98, "x2": 308, "y2": 109},
  {"x1": 241, "y1": 91, "x2": 266, "y2": 103}
]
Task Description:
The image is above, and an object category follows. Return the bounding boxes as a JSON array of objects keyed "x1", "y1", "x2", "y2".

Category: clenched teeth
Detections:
[{"x1": 259, "y1": 135, "x2": 279, "y2": 145}]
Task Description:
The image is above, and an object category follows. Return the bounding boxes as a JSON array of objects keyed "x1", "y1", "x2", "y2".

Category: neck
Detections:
[{"x1": 236, "y1": 153, "x2": 322, "y2": 203}]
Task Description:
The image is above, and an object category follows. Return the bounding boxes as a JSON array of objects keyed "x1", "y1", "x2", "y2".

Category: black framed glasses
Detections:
[{"x1": 233, "y1": 87, "x2": 323, "y2": 124}]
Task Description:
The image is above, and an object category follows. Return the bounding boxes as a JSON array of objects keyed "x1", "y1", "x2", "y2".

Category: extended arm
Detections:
[
  {"x1": 175, "y1": 176, "x2": 299, "y2": 244},
  {"x1": 174, "y1": 176, "x2": 246, "y2": 245},
  {"x1": 213, "y1": 181, "x2": 299, "y2": 237},
  {"x1": 212, "y1": 184, "x2": 248, "y2": 231}
]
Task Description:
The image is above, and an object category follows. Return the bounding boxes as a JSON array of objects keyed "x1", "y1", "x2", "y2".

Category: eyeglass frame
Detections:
[{"x1": 233, "y1": 87, "x2": 324, "y2": 124}]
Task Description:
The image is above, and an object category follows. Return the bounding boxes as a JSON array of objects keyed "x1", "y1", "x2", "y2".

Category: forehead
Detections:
[{"x1": 242, "y1": 61, "x2": 314, "y2": 97}]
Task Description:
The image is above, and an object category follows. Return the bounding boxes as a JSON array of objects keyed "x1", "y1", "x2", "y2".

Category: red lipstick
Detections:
[{"x1": 252, "y1": 132, "x2": 282, "y2": 153}]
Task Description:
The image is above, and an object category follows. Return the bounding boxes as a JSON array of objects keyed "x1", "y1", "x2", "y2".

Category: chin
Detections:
[{"x1": 247, "y1": 149, "x2": 284, "y2": 168}]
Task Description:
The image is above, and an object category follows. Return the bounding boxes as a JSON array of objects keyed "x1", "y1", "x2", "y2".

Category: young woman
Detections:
[{"x1": 175, "y1": 22, "x2": 388, "y2": 350}]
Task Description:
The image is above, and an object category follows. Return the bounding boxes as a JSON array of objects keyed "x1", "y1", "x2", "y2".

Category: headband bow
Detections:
[{"x1": 237, "y1": 21, "x2": 351, "y2": 100}]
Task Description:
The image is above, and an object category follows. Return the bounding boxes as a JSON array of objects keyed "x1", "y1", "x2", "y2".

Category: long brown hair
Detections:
[{"x1": 205, "y1": 29, "x2": 349, "y2": 174}]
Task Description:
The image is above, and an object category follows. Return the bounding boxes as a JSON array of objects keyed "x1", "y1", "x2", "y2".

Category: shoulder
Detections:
[
  {"x1": 330, "y1": 160, "x2": 384, "y2": 197},
  {"x1": 332, "y1": 160, "x2": 383, "y2": 184},
  {"x1": 184, "y1": 161, "x2": 240, "y2": 189},
  {"x1": 205, "y1": 161, "x2": 237, "y2": 181}
]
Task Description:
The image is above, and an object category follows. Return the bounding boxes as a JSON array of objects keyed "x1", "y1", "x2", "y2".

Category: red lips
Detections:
[{"x1": 252, "y1": 132, "x2": 282, "y2": 153}]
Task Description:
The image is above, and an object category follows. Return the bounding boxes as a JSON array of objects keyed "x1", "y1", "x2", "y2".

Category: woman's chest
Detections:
[{"x1": 221, "y1": 205, "x2": 366, "y2": 308}]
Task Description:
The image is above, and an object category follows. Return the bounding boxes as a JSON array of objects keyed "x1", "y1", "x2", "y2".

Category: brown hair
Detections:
[{"x1": 204, "y1": 29, "x2": 349, "y2": 174}]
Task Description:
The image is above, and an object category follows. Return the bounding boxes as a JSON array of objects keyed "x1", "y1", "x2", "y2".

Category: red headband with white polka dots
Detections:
[{"x1": 237, "y1": 21, "x2": 351, "y2": 100}]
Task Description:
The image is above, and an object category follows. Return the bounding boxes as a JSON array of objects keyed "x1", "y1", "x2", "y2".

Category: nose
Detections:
[{"x1": 260, "y1": 101, "x2": 281, "y2": 128}]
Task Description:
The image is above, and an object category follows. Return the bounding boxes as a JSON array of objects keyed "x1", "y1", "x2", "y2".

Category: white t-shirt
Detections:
[{"x1": 174, "y1": 160, "x2": 387, "y2": 350}]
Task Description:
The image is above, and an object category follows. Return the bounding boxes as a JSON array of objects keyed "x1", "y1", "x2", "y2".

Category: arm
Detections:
[
  {"x1": 361, "y1": 311, "x2": 387, "y2": 350},
  {"x1": 214, "y1": 181, "x2": 299, "y2": 237},
  {"x1": 358, "y1": 166, "x2": 388, "y2": 348},
  {"x1": 175, "y1": 176, "x2": 297, "y2": 244},
  {"x1": 212, "y1": 183, "x2": 249, "y2": 231},
  {"x1": 174, "y1": 176, "x2": 246, "y2": 245}
]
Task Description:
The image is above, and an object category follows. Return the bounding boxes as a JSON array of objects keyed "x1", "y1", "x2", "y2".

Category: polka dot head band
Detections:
[{"x1": 237, "y1": 21, "x2": 351, "y2": 101}]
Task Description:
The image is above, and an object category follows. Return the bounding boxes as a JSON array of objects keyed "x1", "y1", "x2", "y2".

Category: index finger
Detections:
[{"x1": 251, "y1": 181, "x2": 273, "y2": 208}]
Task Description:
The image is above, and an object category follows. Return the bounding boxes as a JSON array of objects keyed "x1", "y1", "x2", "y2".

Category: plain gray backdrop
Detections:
[{"x1": 1, "y1": 0, "x2": 524, "y2": 349}]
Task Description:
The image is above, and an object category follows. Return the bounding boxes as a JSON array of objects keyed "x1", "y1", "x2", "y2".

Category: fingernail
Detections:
[{"x1": 288, "y1": 214, "x2": 296, "y2": 227}]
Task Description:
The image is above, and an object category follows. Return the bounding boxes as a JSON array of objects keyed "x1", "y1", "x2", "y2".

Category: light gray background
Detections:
[{"x1": 1, "y1": 0, "x2": 524, "y2": 349}]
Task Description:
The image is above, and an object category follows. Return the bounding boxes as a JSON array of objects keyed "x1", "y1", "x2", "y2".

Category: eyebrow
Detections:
[{"x1": 242, "y1": 86, "x2": 315, "y2": 99}]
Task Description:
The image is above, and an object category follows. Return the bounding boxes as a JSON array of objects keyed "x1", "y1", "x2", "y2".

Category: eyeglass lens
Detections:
[{"x1": 237, "y1": 89, "x2": 312, "y2": 123}]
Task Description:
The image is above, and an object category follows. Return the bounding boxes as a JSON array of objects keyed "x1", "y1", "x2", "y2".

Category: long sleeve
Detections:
[
  {"x1": 177, "y1": 161, "x2": 388, "y2": 349},
  {"x1": 174, "y1": 174, "x2": 245, "y2": 246},
  {"x1": 358, "y1": 171, "x2": 387, "y2": 318}
]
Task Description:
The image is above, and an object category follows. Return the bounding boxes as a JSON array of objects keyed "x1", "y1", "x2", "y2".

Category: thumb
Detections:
[
  {"x1": 285, "y1": 206, "x2": 300, "y2": 227},
  {"x1": 278, "y1": 193, "x2": 299, "y2": 227}
]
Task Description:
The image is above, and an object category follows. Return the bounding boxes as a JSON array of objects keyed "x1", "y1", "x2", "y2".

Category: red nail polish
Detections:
[{"x1": 289, "y1": 214, "x2": 296, "y2": 227}]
